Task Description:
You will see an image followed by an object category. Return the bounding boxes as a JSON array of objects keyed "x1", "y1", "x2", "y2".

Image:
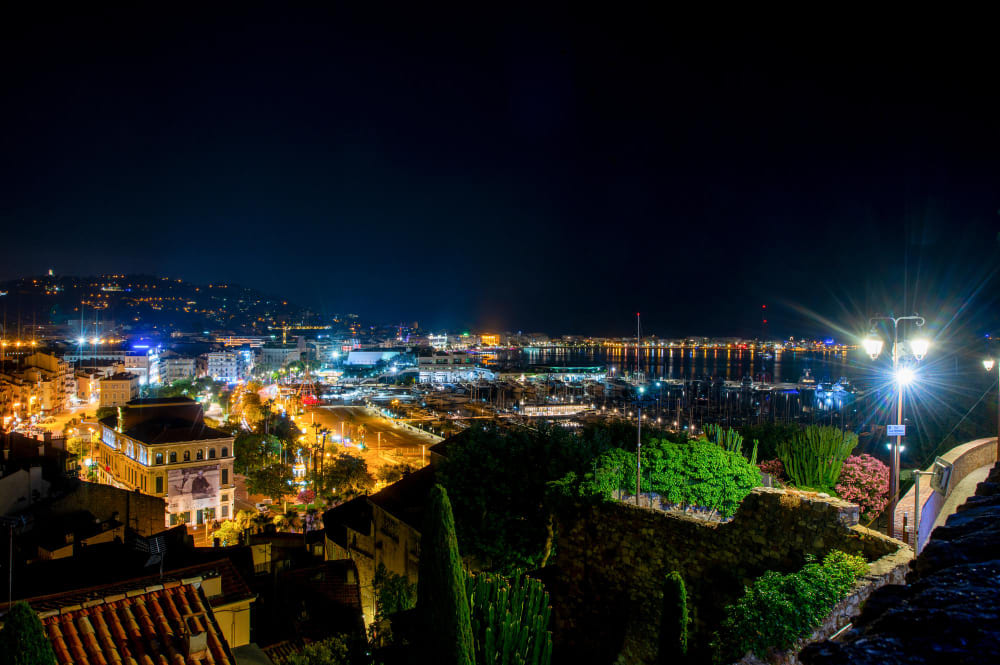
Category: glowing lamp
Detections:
[
  {"x1": 895, "y1": 367, "x2": 915, "y2": 386},
  {"x1": 984, "y1": 358, "x2": 995, "y2": 372},
  {"x1": 862, "y1": 336, "x2": 883, "y2": 360},
  {"x1": 910, "y1": 338, "x2": 930, "y2": 361}
]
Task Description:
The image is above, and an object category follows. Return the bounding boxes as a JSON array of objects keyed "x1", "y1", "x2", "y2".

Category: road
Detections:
[{"x1": 302, "y1": 405, "x2": 440, "y2": 470}]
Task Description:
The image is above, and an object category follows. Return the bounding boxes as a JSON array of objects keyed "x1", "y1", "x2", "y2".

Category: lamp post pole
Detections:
[
  {"x1": 982, "y1": 358, "x2": 1000, "y2": 462},
  {"x1": 866, "y1": 314, "x2": 926, "y2": 540},
  {"x1": 635, "y1": 386, "x2": 646, "y2": 506}
]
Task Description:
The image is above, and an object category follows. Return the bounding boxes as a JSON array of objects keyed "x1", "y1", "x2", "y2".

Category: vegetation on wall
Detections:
[
  {"x1": 658, "y1": 571, "x2": 689, "y2": 663},
  {"x1": 714, "y1": 550, "x2": 868, "y2": 660},
  {"x1": 584, "y1": 438, "x2": 761, "y2": 517}
]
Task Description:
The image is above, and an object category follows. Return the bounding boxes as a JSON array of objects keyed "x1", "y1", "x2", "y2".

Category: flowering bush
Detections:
[
  {"x1": 835, "y1": 454, "x2": 889, "y2": 521},
  {"x1": 297, "y1": 488, "x2": 316, "y2": 504},
  {"x1": 758, "y1": 458, "x2": 786, "y2": 481}
]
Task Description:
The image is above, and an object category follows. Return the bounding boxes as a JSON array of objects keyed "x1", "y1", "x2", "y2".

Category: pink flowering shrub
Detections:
[
  {"x1": 835, "y1": 454, "x2": 889, "y2": 521},
  {"x1": 758, "y1": 458, "x2": 786, "y2": 481},
  {"x1": 297, "y1": 488, "x2": 315, "y2": 504}
]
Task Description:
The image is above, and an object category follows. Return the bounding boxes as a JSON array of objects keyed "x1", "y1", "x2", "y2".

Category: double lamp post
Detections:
[{"x1": 863, "y1": 315, "x2": 929, "y2": 540}]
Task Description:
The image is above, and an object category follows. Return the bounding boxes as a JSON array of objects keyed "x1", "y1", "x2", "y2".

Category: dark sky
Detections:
[{"x1": 2, "y1": 8, "x2": 998, "y2": 338}]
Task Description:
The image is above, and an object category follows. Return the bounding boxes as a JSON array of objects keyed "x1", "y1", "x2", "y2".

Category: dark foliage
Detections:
[{"x1": 417, "y1": 484, "x2": 475, "y2": 665}]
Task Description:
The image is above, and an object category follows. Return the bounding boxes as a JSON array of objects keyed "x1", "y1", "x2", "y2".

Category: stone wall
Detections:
[
  {"x1": 546, "y1": 488, "x2": 906, "y2": 665},
  {"x1": 801, "y1": 460, "x2": 1000, "y2": 665},
  {"x1": 42, "y1": 480, "x2": 166, "y2": 536},
  {"x1": 736, "y1": 545, "x2": 912, "y2": 665}
]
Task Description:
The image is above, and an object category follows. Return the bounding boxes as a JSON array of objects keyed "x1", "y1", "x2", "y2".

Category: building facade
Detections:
[
  {"x1": 95, "y1": 397, "x2": 235, "y2": 527},
  {"x1": 159, "y1": 354, "x2": 197, "y2": 383},
  {"x1": 0, "y1": 352, "x2": 75, "y2": 421},
  {"x1": 416, "y1": 353, "x2": 494, "y2": 383},
  {"x1": 99, "y1": 371, "x2": 140, "y2": 407},
  {"x1": 205, "y1": 351, "x2": 241, "y2": 383}
]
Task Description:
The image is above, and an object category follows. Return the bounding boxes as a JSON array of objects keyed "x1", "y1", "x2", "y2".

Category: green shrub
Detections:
[
  {"x1": 777, "y1": 426, "x2": 857, "y2": 491},
  {"x1": 715, "y1": 550, "x2": 868, "y2": 660},
  {"x1": 590, "y1": 439, "x2": 761, "y2": 516},
  {"x1": 658, "y1": 571, "x2": 689, "y2": 662},
  {"x1": 0, "y1": 602, "x2": 57, "y2": 665}
]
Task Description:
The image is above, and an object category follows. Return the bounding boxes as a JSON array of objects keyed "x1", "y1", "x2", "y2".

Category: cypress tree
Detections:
[
  {"x1": 418, "y1": 484, "x2": 475, "y2": 665},
  {"x1": 658, "y1": 571, "x2": 688, "y2": 663},
  {"x1": 0, "y1": 602, "x2": 57, "y2": 665}
]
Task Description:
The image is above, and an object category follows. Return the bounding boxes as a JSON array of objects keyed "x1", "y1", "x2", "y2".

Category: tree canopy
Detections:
[
  {"x1": 309, "y1": 453, "x2": 375, "y2": 504},
  {"x1": 0, "y1": 602, "x2": 57, "y2": 665}
]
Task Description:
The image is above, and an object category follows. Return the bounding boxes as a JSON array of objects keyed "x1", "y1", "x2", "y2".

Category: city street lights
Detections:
[
  {"x1": 983, "y1": 358, "x2": 1000, "y2": 460},
  {"x1": 864, "y1": 314, "x2": 928, "y2": 539}
]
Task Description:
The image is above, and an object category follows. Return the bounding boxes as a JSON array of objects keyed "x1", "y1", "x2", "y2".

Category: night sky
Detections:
[{"x1": 2, "y1": 8, "x2": 998, "y2": 338}]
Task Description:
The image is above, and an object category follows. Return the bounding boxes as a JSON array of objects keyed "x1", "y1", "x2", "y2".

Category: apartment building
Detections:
[{"x1": 95, "y1": 397, "x2": 235, "y2": 527}]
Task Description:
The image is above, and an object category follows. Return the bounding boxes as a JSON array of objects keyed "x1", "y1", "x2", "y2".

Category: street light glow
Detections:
[
  {"x1": 984, "y1": 358, "x2": 995, "y2": 372},
  {"x1": 895, "y1": 367, "x2": 916, "y2": 386},
  {"x1": 862, "y1": 336, "x2": 883, "y2": 360},
  {"x1": 910, "y1": 338, "x2": 930, "y2": 361}
]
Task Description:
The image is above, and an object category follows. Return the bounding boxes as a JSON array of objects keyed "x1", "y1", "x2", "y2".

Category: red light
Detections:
[{"x1": 763, "y1": 319, "x2": 768, "y2": 324}]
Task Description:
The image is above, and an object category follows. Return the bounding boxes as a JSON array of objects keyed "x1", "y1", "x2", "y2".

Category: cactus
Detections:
[
  {"x1": 467, "y1": 570, "x2": 553, "y2": 665},
  {"x1": 749, "y1": 439, "x2": 758, "y2": 467},
  {"x1": 777, "y1": 425, "x2": 857, "y2": 490},
  {"x1": 704, "y1": 423, "x2": 743, "y2": 455}
]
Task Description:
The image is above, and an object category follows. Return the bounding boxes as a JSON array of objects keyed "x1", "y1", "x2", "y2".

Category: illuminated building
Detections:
[
  {"x1": 95, "y1": 397, "x2": 235, "y2": 527},
  {"x1": 416, "y1": 353, "x2": 494, "y2": 383},
  {"x1": 99, "y1": 371, "x2": 140, "y2": 407}
]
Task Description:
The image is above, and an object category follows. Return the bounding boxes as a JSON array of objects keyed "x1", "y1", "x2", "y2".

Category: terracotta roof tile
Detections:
[{"x1": 35, "y1": 584, "x2": 234, "y2": 665}]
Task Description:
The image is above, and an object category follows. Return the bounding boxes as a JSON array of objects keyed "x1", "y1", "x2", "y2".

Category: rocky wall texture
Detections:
[
  {"x1": 545, "y1": 488, "x2": 906, "y2": 665},
  {"x1": 801, "y1": 460, "x2": 1000, "y2": 665}
]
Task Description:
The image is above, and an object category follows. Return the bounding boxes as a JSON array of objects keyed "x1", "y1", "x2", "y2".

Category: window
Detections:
[
  {"x1": 155, "y1": 476, "x2": 163, "y2": 493},
  {"x1": 208, "y1": 448, "x2": 215, "y2": 459},
  {"x1": 221, "y1": 505, "x2": 229, "y2": 518},
  {"x1": 169, "y1": 452, "x2": 177, "y2": 463},
  {"x1": 221, "y1": 493, "x2": 229, "y2": 502},
  {"x1": 196, "y1": 450, "x2": 204, "y2": 461},
  {"x1": 222, "y1": 469, "x2": 229, "y2": 485},
  {"x1": 155, "y1": 453, "x2": 163, "y2": 465},
  {"x1": 184, "y1": 451, "x2": 190, "y2": 462},
  {"x1": 221, "y1": 447, "x2": 228, "y2": 458}
]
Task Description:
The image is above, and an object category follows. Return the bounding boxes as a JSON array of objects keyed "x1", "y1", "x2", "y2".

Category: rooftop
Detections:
[{"x1": 6, "y1": 582, "x2": 234, "y2": 665}]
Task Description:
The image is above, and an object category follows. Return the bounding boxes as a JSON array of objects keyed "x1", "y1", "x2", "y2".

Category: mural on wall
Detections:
[{"x1": 167, "y1": 464, "x2": 219, "y2": 513}]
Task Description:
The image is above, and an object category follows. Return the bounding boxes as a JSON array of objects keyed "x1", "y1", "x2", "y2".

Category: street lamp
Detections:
[
  {"x1": 864, "y1": 314, "x2": 927, "y2": 539},
  {"x1": 984, "y1": 358, "x2": 1000, "y2": 460}
]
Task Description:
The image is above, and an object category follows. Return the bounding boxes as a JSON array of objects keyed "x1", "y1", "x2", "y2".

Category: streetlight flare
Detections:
[
  {"x1": 984, "y1": 358, "x2": 995, "y2": 372},
  {"x1": 863, "y1": 336, "x2": 883, "y2": 360},
  {"x1": 910, "y1": 338, "x2": 930, "y2": 361},
  {"x1": 895, "y1": 367, "x2": 916, "y2": 386}
]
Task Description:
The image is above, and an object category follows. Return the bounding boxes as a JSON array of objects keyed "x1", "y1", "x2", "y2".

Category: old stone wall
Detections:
[
  {"x1": 736, "y1": 545, "x2": 911, "y2": 665},
  {"x1": 547, "y1": 488, "x2": 905, "y2": 665},
  {"x1": 42, "y1": 480, "x2": 166, "y2": 536},
  {"x1": 801, "y1": 460, "x2": 1000, "y2": 665}
]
